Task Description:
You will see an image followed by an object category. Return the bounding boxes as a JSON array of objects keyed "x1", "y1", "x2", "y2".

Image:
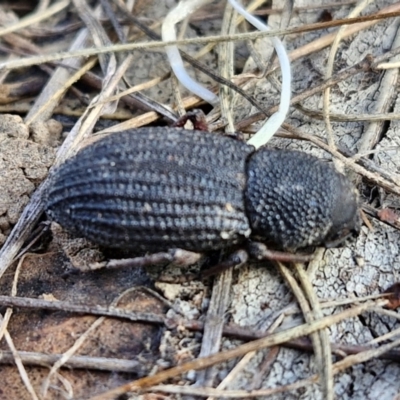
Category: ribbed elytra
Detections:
[{"x1": 46, "y1": 127, "x2": 254, "y2": 252}]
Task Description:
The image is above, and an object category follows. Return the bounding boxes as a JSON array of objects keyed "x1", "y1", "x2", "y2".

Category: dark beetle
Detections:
[{"x1": 46, "y1": 127, "x2": 360, "y2": 254}]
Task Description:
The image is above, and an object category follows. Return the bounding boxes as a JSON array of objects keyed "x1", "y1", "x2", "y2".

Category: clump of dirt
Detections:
[{"x1": 0, "y1": 114, "x2": 61, "y2": 246}]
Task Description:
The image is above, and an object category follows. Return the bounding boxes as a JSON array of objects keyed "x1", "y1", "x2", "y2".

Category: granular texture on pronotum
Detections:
[
  {"x1": 46, "y1": 127, "x2": 360, "y2": 253},
  {"x1": 245, "y1": 149, "x2": 360, "y2": 250}
]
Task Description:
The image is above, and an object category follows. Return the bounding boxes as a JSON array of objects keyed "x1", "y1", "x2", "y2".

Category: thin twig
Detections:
[{"x1": 2, "y1": 9, "x2": 400, "y2": 71}]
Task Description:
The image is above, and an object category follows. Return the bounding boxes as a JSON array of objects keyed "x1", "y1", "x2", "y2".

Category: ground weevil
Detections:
[{"x1": 45, "y1": 126, "x2": 360, "y2": 269}]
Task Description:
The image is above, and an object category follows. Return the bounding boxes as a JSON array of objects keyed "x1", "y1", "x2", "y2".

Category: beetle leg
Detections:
[
  {"x1": 90, "y1": 248, "x2": 203, "y2": 271},
  {"x1": 247, "y1": 242, "x2": 313, "y2": 263},
  {"x1": 173, "y1": 110, "x2": 247, "y2": 142},
  {"x1": 172, "y1": 109, "x2": 209, "y2": 131},
  {"x1": 201, "y1": 249, "x2": 249, "y2": 278}
]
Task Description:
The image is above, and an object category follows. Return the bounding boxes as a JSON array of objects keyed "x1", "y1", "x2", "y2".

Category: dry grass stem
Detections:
[{"x1": 0, "y1": 10, "x2": 398, "y2": 71}]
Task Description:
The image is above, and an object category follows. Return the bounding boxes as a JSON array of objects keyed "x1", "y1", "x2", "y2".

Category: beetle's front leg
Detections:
[{"x1": 91, "y1": 249, "x2": 203, "y2": 271}]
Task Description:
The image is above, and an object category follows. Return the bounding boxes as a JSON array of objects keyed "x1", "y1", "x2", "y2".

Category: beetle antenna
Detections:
[
  {"x1": 228, "y1": 0, "x2": 292, "y2": 148},
  {"x1": 162, "y1": 0, "x2": 219, "y2": 105}
]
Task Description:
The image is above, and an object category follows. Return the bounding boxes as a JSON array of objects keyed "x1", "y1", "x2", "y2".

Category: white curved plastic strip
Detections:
[
  {"x1": 162, "y1": 0, "x2": 218, "y2": 105},
  {"x1": 228, "y1": 0, "x2": 291, "y2": 148}
]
